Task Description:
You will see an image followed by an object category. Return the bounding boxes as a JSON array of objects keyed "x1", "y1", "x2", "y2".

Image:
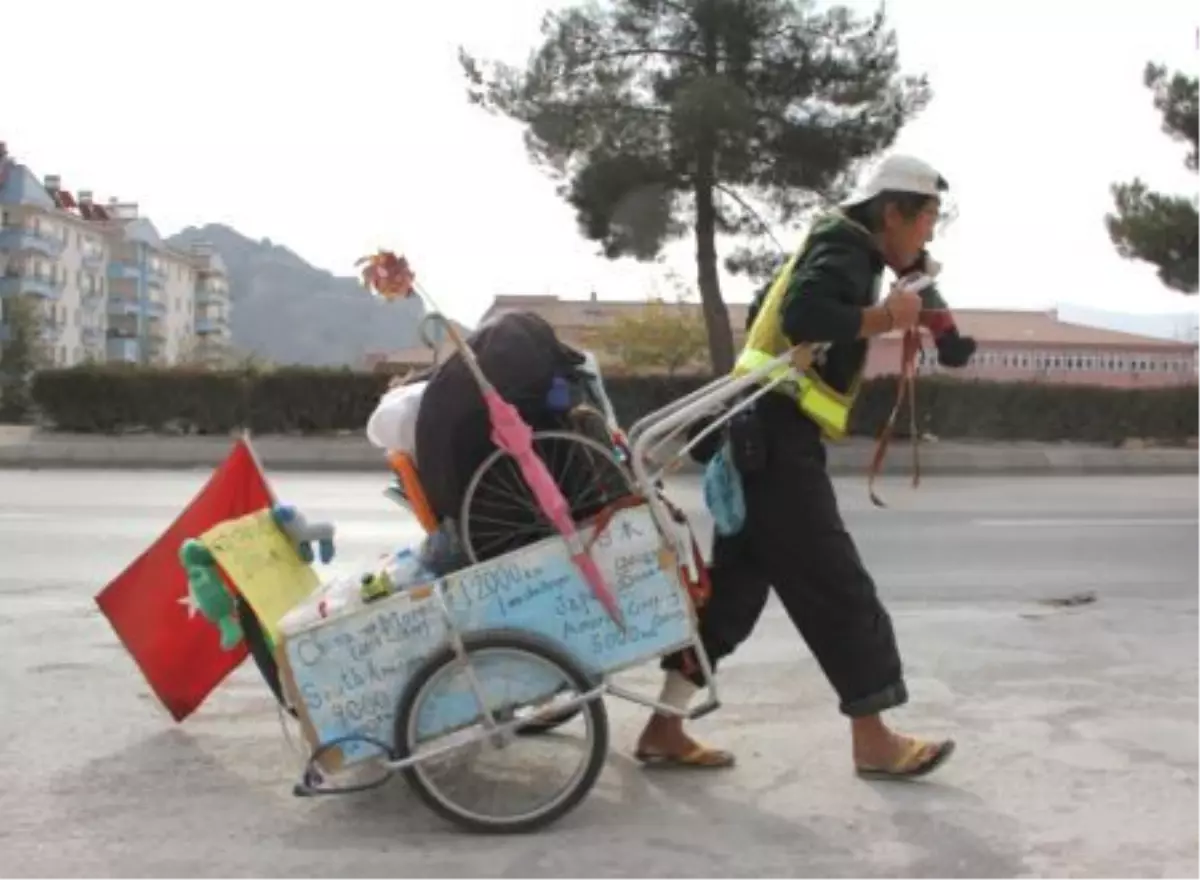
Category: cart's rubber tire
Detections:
[
  {"x1": 512, "y1": 704, "x2": 584, "y2": 736},
  {"x1": 393, "y1": 629, "x2": 608, "y2": 834}
]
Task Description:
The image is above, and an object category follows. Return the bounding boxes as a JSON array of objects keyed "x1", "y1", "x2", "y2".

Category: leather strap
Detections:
[{"x1": 868, "y1": 327, "x2": 924, "y2": 508}]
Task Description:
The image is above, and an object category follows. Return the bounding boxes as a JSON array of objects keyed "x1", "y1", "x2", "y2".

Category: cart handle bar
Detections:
[{"x1": 628, "y1": 344, "x2": 809, "y2": 499}]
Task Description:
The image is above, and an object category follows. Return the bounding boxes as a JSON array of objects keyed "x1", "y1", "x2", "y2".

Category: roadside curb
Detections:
[{"x1": 0, "y1": 433, "x2": 1194, "y2": 475}]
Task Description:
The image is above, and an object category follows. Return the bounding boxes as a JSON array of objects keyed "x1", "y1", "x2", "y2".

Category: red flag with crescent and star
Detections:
[{"x1": 95, "y1": 437, "x2": 273, "y2": 721}]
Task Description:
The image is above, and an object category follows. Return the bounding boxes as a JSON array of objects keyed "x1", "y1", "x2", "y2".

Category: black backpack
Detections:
[{"x1": 414, "y1": 311, "x2": 587, "y2": 523}]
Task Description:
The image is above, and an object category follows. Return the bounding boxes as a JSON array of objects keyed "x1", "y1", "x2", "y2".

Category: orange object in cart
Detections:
[{"x1": 387, "y1": 450, "x2": 439, "y2": 534}]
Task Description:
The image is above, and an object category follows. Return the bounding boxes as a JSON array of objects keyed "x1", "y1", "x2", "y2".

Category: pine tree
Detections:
[
  {"x1": 460, "y1": 0, "x2": 931, "y2": 372},
  {"x1": 1106, "y1": 62, "x2": 1198, "y2": 294}
]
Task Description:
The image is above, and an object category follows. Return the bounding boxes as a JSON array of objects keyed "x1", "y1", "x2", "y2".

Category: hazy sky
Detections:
[{"x1": 4, "y1": 0, "x2": 1197, "y2": 326}]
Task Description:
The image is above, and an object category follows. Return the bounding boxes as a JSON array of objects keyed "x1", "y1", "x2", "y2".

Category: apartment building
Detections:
[
  {"x1": 0, "y1": 143, "x2": 233, "y2": 367},
  {"x1": 0, "y1": 169, "x2": 106, "y2": 364},
  {"x1": 189, "y1": 241, "x2": 232, "y2": 366}
]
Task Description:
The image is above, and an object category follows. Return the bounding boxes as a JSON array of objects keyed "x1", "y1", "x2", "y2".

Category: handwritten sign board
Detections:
[
  {"x1": 277, "y1": 504, "x2": 694, "y2": 772},
  {"x1": 200, "y1": 510, "x2": 319, "y2": 646}
]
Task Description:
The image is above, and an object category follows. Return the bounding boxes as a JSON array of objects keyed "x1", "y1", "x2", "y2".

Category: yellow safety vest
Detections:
[{"x1": 733, "y1": 214, "x2": 873, "y2": 441}]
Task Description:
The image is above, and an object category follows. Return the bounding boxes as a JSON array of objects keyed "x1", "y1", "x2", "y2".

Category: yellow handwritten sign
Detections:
[{"x1": 200, "y1": 510, "x2": 319, "y2": 646}]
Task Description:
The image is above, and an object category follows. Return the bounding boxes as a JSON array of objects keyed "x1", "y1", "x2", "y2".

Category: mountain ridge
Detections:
[{"x1": 166, "y1": 223, "x2": 431, "y2": 366}]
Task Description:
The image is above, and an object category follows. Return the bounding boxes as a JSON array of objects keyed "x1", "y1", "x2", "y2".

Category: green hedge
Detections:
[
  {"x1": 29, "y1": 365, "x2": 390, "y2": 435},
  {"x1": 28, "y1": 364, "x2": 1198, "y2": 445},
  {"x1": 604, "y1": 374, "x2": 1198, "y2": 444}
]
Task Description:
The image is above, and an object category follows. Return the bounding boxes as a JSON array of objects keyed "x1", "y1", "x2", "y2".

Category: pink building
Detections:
[
  {"x1": 866, "y1": 309, "x2": 1198, "y2": 389},
  {"x1": 377, "y1": 296, "x2": 1198, "y2": 390}
]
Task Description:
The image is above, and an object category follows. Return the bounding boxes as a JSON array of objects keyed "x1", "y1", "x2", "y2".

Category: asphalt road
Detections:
[{"x1": 0, "y1": 470, "x2": 1195, "y2": 878}]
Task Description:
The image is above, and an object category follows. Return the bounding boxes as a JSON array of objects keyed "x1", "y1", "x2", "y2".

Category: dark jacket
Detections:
[
  {"x1": 746, "y1": 213, "x2": 885, "y2": 397},
  {"x1": 746, "y1": 214, "x2": 975, "y2": 379}
]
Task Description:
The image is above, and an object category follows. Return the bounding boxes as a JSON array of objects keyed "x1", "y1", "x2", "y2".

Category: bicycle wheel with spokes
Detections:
[{"x1": 459, "y1": 430, "x2": 635, "y2": 565}]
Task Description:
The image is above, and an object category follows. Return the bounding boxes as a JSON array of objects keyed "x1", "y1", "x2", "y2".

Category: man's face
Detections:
[{"x1": 882, "y1": 198, "x2": 939, "y2": 272}]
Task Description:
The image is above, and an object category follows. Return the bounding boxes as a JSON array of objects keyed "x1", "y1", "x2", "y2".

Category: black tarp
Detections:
[{"x1": 414, "y1": 311, "x2": 587, "y2": 524}]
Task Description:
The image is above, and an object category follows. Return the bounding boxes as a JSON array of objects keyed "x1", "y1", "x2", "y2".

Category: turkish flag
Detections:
[{"x1": 95, "y1": 436, "x2": 274, "y2": 722}]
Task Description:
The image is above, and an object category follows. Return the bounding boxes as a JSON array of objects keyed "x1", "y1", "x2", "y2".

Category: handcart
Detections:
[
  {"x1": 220, "y1": 249, "x2": 849, "y2": 835},
  {"x1": 263, "y1": 323, "x2": 813, "y2": 835}
]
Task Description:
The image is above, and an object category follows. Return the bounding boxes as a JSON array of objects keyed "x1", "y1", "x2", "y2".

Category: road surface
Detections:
[{"x1": 0, "y1": 470, "x2": 1195, "y2": 877}]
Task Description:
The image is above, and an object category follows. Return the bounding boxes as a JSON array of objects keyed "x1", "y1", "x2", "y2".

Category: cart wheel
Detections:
[
  {"x1": 393, "y1": 629, "x2": 608, "y2": 834},
  {"x1": 460, "y1": 430, "x2": 636, "y2": 564}
]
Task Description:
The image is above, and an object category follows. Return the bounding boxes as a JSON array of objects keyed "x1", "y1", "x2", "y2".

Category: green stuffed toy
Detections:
[
  {"x1": 177, "y1": 503, "x2": 338, "y2": 653},
  {"x1": 179, "y1": 540, "x2": 243, "y2": 651}
]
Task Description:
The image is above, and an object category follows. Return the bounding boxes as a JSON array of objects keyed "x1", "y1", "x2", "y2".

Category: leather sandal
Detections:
[
  {"x1": 634, "y1": 744, "x2": 736, "y2": 769},
  {"x1": 856, "y1": 738, "x2": 956, "y2": 780}
]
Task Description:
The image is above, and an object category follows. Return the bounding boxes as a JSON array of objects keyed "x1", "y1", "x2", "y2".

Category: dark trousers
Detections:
[{"x1": 663, "y1": 393, "x2": 908, "y2": 718}]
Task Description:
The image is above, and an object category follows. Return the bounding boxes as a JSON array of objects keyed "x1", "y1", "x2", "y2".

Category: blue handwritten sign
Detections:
[{"x1": 279, "y1": 505, "x2": 694, "y2": 770}]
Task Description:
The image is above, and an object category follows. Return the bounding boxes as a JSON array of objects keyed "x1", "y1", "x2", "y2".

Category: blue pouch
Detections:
[
  {"x1": 545, "y1": 376, "x2": 572, "y2": 412},
  {"x1": 704, "y1": 443, "x2": 747, "y2": 537}
]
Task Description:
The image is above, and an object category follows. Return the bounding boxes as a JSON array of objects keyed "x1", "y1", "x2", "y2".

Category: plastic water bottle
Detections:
[{"x1": 383, "y1": 548, "x2": 430, "y2": 589}]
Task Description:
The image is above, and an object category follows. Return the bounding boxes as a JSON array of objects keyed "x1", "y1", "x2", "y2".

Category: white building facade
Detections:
[{"x1": 0, "y1": 143, "x2": 232, "y2": 368}]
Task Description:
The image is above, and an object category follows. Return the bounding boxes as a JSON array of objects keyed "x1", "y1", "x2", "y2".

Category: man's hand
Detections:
[{"x1": 883, "y1": 283, "x2": 923, "y2": 331}]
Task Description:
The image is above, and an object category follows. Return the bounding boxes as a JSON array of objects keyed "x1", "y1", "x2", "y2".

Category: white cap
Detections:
[{"x1": 842, "y1": 154, "x2": 948, "y2": 206}]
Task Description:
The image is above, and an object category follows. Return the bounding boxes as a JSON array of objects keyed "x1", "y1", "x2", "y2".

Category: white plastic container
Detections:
[{"x1": 278, "y1": 572, "x2": 364, "y2": 633}]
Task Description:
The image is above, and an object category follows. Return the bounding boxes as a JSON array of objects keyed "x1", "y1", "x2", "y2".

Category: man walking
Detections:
[{"x1": 634, "y1": 154, "x2": 975, "y2": 779}]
